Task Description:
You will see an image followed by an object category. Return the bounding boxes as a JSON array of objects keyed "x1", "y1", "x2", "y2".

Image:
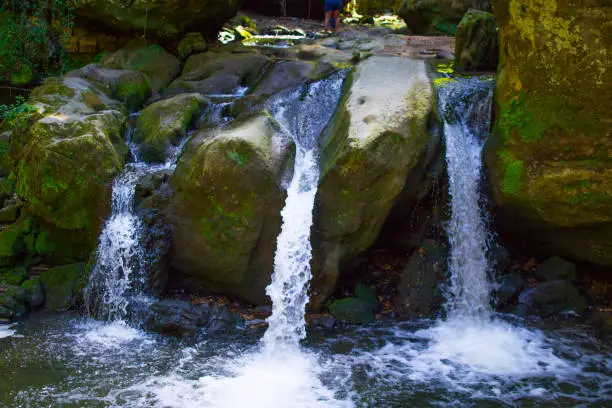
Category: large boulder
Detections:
[
  {"x1": 134, "y1": 93, "x2": 209, "y2": 163},
  {"x1": 486, "y1": 0, "x2": 612, "y2": 267},
  {"x1": 455, "y1": 9, "x2": 498, "y2": 71},
  {"x1": 398, "y1": 0, "x2": 491, "y2": 35},
  {"x1": 168, "y1": 112, "x2": 293, "y2": 304},
  {"x1": 75, "y1": 0, "x2": 244, "y2": 39},
  {"x1": 311, "y1": 56, "x2": 436, "y2": 309},
  {"x1": 9, "y1": 77, "x2": 128, "y2": 262},
  {"x1": 99, "y1": 43, "x2": 181, "y2": 95},
  {"x1": 39, "y1": 263, "x2": 88, "y2": 311},
  {"x1": 166, "y1": 51, "x2": 269, "y2": 97}
]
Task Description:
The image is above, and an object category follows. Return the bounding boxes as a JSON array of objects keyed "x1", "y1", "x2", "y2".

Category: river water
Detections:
[{"x1": 1, "y1": 75, "x2": 611, "y2": 407}]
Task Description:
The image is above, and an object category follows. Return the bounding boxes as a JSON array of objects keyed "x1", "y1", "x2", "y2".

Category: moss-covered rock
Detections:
[
  {"x1": 100, "y1": 43, "x2": 180, "y2": 94},
  {"x1": 0, "y1": 284, "x2": 27, "y2": 318},
  {"x1": 10, "y1": 77, "x2": 128, "y2": 263},
  {"x1": 168, "y1": 112, "x2": 293, "y2": 304},
  {"x1": 312, "y1": 56, "x2": 435, "y2": 309},
  {"x1": 21, "y1": 277, "x2": 44, "y2": 308},
  {"x1": 486, "y1": 0, "x2": 612, "y2": 267},
  {"x1": 134, "y1": 93, "x2": 209, "y2": 163},
  {"x1": 178, "y1": 33, "x2": 208, "y2": 60},
  {"x1": 0, "y1": 267, "x2": 28, "y2": 286},
  {"x1": 0, "y1": 131, "x2": 11, "y2": 177},
  {"x1": 455, "y1": 9, "x2": 498, "y2": 71},
  {"x1": 76, "y1": 0, "x2": 244, "y2": 39},
  {"x1": 39, "y1": 263, "x2": 88, "y2": 311},
  {"x1": 68, "y1": 64, "x2": 153, "y2": 112},
  {"x1": 166, "y1": 51, "x2": 269, "y2": 96},
  {"x1": 398, "y1": 0, "x2": 490, "y2": 35}
]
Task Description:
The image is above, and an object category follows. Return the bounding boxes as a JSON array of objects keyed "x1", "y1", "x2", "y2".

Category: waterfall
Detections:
[
  {"x1": 264, "y1": 72, "x2": 346, "y2": 349},
  {"x1": 438, "y1": 77, "x2": 495, "y2": 318},
  {"x1": 85, "y1": 109, "x2": 214, "y2": 322}
]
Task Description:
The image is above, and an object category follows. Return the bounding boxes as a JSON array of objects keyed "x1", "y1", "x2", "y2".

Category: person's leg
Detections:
[
  {"x1": 324, "y1": 10, "x2": 332, "y2": 31},
  {"x1": 331, "y1": 9, "x2": 340, "y2": 32}
]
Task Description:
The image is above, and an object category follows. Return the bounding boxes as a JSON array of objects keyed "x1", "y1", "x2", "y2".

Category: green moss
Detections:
[
  {"x1": 0, "y1": 267, "x2": 28, "y2": 286},
  {"x1": 499, "y1": 150, "x2": 524, "y2": 196},
  {"x1": 39, "y1": 263, "x2": 88, "y2": 311}
]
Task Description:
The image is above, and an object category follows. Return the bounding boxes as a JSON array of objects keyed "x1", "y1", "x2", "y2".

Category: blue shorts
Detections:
[{"x1": 324, "y1": 0, "x2": 342, "y2": 12}]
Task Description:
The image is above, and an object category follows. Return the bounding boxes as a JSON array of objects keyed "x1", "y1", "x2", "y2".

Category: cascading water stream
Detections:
[
  {"x1": 263, "y1": 73, "x2": 346, "y2": 350},
  {"x1": 438, "y1": 77, "x2": 494, "y2": 318},
  {"x1": 85, "y1": 106, "x2": 221, "y2": 322}
]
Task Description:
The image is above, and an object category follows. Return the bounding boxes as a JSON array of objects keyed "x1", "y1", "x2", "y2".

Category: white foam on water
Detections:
[
  {"x1": 82, "y1": 320, "x2": 145, "y2": 346},
  {"x1": 0, "y1": 324, "x2": 16, "y2": 339}
]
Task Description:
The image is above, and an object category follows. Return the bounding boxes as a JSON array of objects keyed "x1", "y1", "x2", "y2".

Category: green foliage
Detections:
[
  {"x1": 0, "y1": 95, "x2": 36, "y2": 127},
  {"x1": 0, "y1": 0, "x2": 76, "y2": 85}
]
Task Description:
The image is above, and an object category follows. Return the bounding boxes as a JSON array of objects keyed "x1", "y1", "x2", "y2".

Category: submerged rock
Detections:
[
  {"x1": 313, "y1": 56, "x2": 436, "y2": 309},
  {"x1": 168, "y1": 113, "x2": 293, "y2": 304},
  {"x1": 134, "y1": 93, "x2": 209, "y2": 163},
  {"x1": 146, "y1": 299, "x2": 208, "y2": 336},
  {"x1": 396, "y1": 240, "x2": 448, "y2": 318},
  {"x1": 329, "y1": 297, "x2": 374, "y2": 324},
  {"x1": 486, "y1": 0, "x2": 612, "y2": 268},
  {"x1": 454, "y1": 9, "x2": 498, "y2": 71}
]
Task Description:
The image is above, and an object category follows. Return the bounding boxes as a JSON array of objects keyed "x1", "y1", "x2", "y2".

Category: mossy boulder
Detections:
[
  {"x1": 0, "y1": 131, "x2": 11, "y2": 177},
  {"x1": 100, "y1": 43, "x2": 180, "y2": 94},
  {"x1": 398, "y1": 0, "x2": 490, "y2": 35},
  {"x1": 75, "y1": 0, "x2": 244, "y2": 39},
  {"x1": 168, "y1": 112, "x2": 294, "y2": 304},
  {"x1": 178, "y1": 33, "x2": 208, "y2": 59},
  {"x1": 166, "y1": 51, "x2": 269, "y2": 96},
  {"x1": 312, "y1": 56, "x2": 435, "y2": 309},
  {"x1": 10, "y1": 77, "x2": 128, "y2": 263},
  {"x1": 455, "y1": 9, "x2": 498, "y2": 71},
  {"x1": 0, "y1": 12, "x2": 36, "y2": 87},
  {"x1": 21, "y1": 277, "x2": 44, "y2": 308},
  {"x1": 0, "y1": 267, "x2": 28, "y2": 286},
  {"x1": 68, "y1": 64, "x2": 152, "y2": 112},
  {"x1": 39, "y1": 263, "x2": 88, "y2": 311},
  {"x1": 0, "y1": 284, "x2": 27, "y2": 318},
  {"x1": 485, "y1": 0, "x2": 612, "y2": 267},
  {"x1": 134, "y1": 93, "x2": 209, "y2": 163}
]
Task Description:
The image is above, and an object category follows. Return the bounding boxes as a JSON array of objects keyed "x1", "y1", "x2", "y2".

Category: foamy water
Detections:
[{"x1": 0, "y1": 324, "x2": 16, "y2": 339}]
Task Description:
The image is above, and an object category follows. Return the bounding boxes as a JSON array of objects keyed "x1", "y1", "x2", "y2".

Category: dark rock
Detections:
[
  {"x1": 517, "y1": 280, "x2": 587, "y2": 317},
  {"x1": 329, "y1": 297, "x2": 374, "y2": 324},
  {"x1": 355, "y1": 284, "x2": 378, "y2": 312},
  {"x1": 0, "y1": 285, "x2": 27, "y2": 317},
  {"x1": 489, "y1": 242, "x2": 511, "y2": 273},
  {"x1": 395, "y1": 240, "x2": 448, "y2": 318},
  {"x1": 253, "y1": 305, "x2": 272, "y2": 319},
  {"x1": 455, "y1": 9, "x2": 498, "y2": 71},
  {"x1": 495, "y1": 273, "x2": 524, "y2": 306},
  {"x1": 536, "y1": 256, "x2": 577, "y2": 282},
  {"x1": 146, "y1": 299, "x2": 209, "y2": 336},
  {"x1": 21, "y1": 278, "x2": 44, "y2": 309},
  {"x1": 208, "y1": 303, "x2": 237, "y2": 333},
  {"x1": 308, "y1": 314, "x2": 336, "y2": 329}
]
